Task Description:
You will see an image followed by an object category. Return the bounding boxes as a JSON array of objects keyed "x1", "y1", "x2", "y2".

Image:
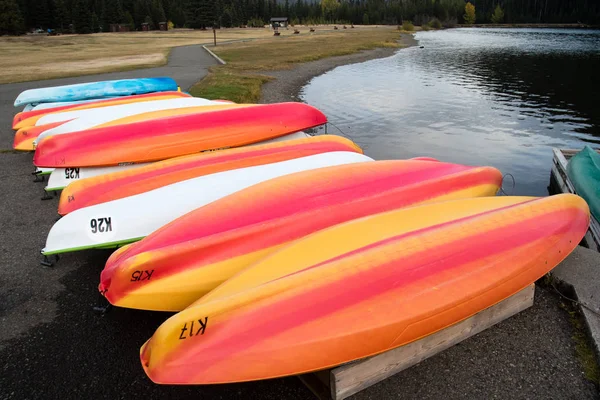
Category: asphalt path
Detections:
[{"x1": 0, "y1": 45, "x2": 598, "y2": 400}]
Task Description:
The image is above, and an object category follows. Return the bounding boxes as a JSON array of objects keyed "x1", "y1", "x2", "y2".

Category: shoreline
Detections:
[{"x1": 259, "y1": 33, "x2": 418, "y2": 104}]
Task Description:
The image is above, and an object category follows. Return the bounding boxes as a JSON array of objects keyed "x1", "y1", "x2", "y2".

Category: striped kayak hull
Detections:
[
  {"x1": 101, "y1": 160, "x2": 502, "y2": 311},
  {"x1": 42, "y1": 152, "x2": 371, "y2": 255},
  {"x1": 34, "y1": 99, "x2": 236, "y2": 146},
  {"x1": 58, "y1": 135, "x2": 361, "y2": 214},
  {"x1": 14, "y1": 77, "x2": 178, "y2": 107},
  {"x1": 15, "y1": 101, "x2": 237, "y2": 151},
  {"x1": 33, "y1": 103, "x2": 328, "y2": 168},
  {"x1": 13, "y1": 91, "x2": 190, "y2": 130},
  {"x1": 140, "y1": 194, "x2": 589, "y2": 384},
  {"x1": 44, "y1": 132, "x2": 310, "y2": 191}
]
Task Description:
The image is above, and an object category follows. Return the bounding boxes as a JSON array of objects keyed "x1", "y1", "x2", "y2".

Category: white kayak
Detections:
[
  {"x1": 43, "y1": 131, "x2": 311, "y2": 191},
  {"x1": 30, "y1": 98, "x2": 119, "y2": 111},
  {"x1": 34, "y1": 98, "x2": 223, "y2": 145},
  {"x1": 42, "y1": 151, "x2": 372, "y2": 255}
]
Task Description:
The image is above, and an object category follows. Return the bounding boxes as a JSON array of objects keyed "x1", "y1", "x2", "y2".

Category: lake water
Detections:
[{"x1": 301, "y1": 28, "x2": 600, "y2": 195}]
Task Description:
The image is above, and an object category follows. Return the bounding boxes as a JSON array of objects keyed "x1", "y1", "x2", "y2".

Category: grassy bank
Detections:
[{"x1": 190, "y1": 26, "x2": 404, "y2": 103}]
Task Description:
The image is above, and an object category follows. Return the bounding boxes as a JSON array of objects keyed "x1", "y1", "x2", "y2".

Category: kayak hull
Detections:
[
  {"x1": 140, "y1": 194, "x2": 589, "y2": 384},
  {"x1": 33, "y1": 103, "x2": 328, "y2": 167},
  {"x1": 42, "y1": 152, "x2": 371, "y2": 255},
  {"x1": 101, "y1": 160, "x2": 502, "y2": 311},
  {"x1": 14, "y1": 77, "x2": 178, "y2": 107}
]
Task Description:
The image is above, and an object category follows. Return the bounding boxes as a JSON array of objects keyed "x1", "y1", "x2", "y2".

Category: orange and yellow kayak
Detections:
[
  {"x1": 58, "y1": 135, "x2": 362, "y2": 215},
  {"x1": 15, "y1": 102, "x2": 243, "y2": 151},
  {"x1": 140, "y1": 194, "x2": 589, "y2": 384},
  {"x1": 33, "y1": 102, "x2": 327, "y2": 168},
  {"x1": 101, "y1": 160, "x2": 503, "y2": 311},
  {"x1": 12, "y1": 91, "x2": 190, "y2": 130}
]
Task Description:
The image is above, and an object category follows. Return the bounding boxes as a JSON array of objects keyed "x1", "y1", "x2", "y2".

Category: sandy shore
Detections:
[{"x1": 260, "y1": 33, "x2": 418, "y2": 104}]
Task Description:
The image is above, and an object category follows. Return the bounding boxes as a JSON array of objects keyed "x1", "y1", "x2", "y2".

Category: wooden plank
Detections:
[{"x1": 328, "y1": 285, "x2": 535, "y2": 400}]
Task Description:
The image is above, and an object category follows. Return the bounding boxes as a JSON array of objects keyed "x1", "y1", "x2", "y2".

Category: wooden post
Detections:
[
  {"x1": 213, "y1": 28, "x2": 217, "y2": 46},
  {"x1": 299, "y1": 284, "x2": 535, "y2": 400}
]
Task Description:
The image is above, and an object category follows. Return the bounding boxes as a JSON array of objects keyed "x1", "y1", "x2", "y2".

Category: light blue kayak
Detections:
[{"x1": 14, "y1": 77, "x2": 178, "y2": 107}]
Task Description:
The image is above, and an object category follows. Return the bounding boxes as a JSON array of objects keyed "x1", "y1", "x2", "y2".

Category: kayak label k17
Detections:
[{"x1": 179, "y1": 317, "x2": 209, "y2": 340}]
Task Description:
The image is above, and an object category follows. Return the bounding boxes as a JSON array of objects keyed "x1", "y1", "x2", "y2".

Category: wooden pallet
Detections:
[
  {"x1": 299, "y1": 284, "x2": 535, "y2": 400},
  {"x1": 550, "y1": 148, "x2": 600, "y2": 252}
]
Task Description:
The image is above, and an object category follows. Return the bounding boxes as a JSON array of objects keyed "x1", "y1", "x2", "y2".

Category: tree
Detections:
[
  {"x1": 362, "y1": 12, "x2": 369, "y2": 25},
  {"x1": 490, "y1": 4, "x2": 504, "y2": 23},
  {"x1": 105, "y1": 0, "x2": 124, "y2": 23},
  {"x1": 0, "y1": 0, "x2": 24, "y2": 34},
  {"x1": 186, "y1": 0, "x2": 215, "y2": 29},
  {"x1": 463, "y1": 1, "x2": 476, "y2": 24},
  {"x1": 73, "y1": 0, "x2": 93, "y2": 33},
  {"x1": 150, "y1": 0, "x2": 166, "y2": 26},
  {"x1": 320, "y1": 0, "x2": 339, "y2": 22}
]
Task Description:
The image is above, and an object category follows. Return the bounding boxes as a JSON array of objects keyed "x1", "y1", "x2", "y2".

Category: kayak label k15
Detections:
[
  {"x1": 90, "y1": 217, "x2": 112, "y2": 234},
  {"x1": 131, "y1": 270, "x2": 154, "y2": 282},
  {"x1": 179, "y1": 317, "x2": 209, "y2": 340}
]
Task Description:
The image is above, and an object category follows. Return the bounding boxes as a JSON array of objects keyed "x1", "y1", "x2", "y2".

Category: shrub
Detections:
[
  {"x1": 402, "y1": 20, "x2": 414, "y2": 31},
  {"x1": 429, "y1": 17, "x2": 442, "y2": 29},
  {"x1": 421, "y1": 24, "x2": 431, "y2": 31}
]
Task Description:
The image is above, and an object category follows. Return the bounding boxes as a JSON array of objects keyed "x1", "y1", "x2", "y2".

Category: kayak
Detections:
[
  {"x1": 42, "y1": 152, "x2": 371, "y2": 255},
  {"x1": 33, "y1": 98, "x2": 236, "y2": 147},
  {"x1": 13, "y1": 91, "x2": 190, "y2": 130},
  {"x1": 100, "y1": 160, "x2": 502, "y2": 311},
  {"x1": 57, "y1": 135, "x2": 361, "y2": 213},
  {"x1": 140, "y1": 194, "x2": 589, "y2": 384},
  {"x1": 14, "y1": 100, "x2": 236, "y2": 151},
  {"x1": 567, "y1": 145, "x2": 600, "y2": 222},
  {"x1": 38, "y1": 132, "x2": 311, "y2": 179},
  {"x1": 14, "y1": 77, "x2": 178, "y2": 107},
  {"x1": 33, "y1": 103, "x2": 328, "y2": 168}
]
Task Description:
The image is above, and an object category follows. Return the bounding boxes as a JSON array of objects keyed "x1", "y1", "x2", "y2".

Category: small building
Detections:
[
  {"x1": 141, "y1": 22, "x2": 150, "y2": 31},
  {"x1": 158, "y1": 22, "x2": 168, "y2": 31},
  {"x1": 270, "y1": 17, "x2": 288, "y2": 29},
  {"x1": 109, "y1": 23, "x2": 130, "y2": 32}
]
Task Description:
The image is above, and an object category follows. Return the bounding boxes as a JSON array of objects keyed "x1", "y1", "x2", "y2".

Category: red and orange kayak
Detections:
[
  {"x1": 12, "y1": 91, "x2": 190, "y2": 130},
  {"x1": 140, "y1": 194, "x2": 589, "y2": 384},
  {"x1": 58, "y1": 135, "x2": 362, "y2": 215},
  {"x1": 33, "y1": 102, "x2": 327, "y2": 168},
  {"x1": 101, "y1": 160, "x2": 503, "y2": 311}
]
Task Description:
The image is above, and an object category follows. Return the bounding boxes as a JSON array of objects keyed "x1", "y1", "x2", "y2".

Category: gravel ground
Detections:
[{"x1": 0, "y1": 38, "x2": 598, "y2": 400}]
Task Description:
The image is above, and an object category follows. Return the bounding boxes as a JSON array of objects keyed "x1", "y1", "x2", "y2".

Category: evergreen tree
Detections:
[
  {"x1": 52, "y1": 0, "x2": 70, "y2": 31},
  {"x1": 186, "y1": 0, "x2": 215, "y2": 29},
  {"x1": 105, "y1": 0, "x2": 124, "y2": 23},
  {"x1": 73, "y1": 0, "x2": 93, "y2": 33},
  {"x1": 0, "y1": 0, "x2": 24, "y2": 34},
  {"x1": 150, "y1": 0, "x2": 165, "y2": 26},
  {"x1": 490, "y1": 4, "x2": 504, "y2": 23}
]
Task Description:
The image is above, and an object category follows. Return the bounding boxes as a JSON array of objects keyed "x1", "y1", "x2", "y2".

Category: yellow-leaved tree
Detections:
[
  {"x1": 321, "y1": 0, "x2": 340, "y2": 23},
  {"x1": 464, "y1": 2, "x2": 476, "y2": 25}
]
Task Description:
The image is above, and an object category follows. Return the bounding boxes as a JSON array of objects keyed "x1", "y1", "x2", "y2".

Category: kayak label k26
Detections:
[
  {"x1": 64, "y1": 168, "x2": 80, "y2": 179},
  {"x1": 90, "y1": 217, "x2": 112, "y2": 234},
  {"x1": 179, "y1": 317, "x2": 209, "y2": 340}
]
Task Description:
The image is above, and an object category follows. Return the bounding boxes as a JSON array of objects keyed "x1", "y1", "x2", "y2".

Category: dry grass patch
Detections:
[{"x1": 0, "y1": 28, "x2": 279, "y2": 84}]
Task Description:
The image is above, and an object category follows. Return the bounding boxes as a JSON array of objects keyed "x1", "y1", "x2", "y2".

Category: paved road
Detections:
[{"x1": 0, "y1": 46, "x2": 598, "y2": 400}]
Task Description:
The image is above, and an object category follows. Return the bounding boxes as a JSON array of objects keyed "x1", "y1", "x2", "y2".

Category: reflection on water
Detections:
[{"x1": 301, "y1": 28, "x2": 600, "y2": 195}]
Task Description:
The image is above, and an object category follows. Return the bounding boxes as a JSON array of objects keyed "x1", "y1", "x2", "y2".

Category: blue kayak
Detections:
[
  {"x1": 14, "y1": 77, "x2": 178, "y2": 107},
  {"x1": 566, "y1": 145, "x2": 600, "y2": 221}
]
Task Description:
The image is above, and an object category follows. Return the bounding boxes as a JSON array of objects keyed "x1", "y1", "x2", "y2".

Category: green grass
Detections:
[
  {"x1": 189, "y1": 69, "x2": 273, "y2": 104},
  {"x1": 569, "y1": 307, "x2": 600, "y2": 384}
]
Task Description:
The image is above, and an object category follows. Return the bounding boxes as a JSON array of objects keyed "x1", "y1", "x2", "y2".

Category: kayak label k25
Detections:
[
  {"x1": 179, "y1": 317, "x2": 209, "y2": 340},
  {"x1": 64, "y1": 168, "x2": 80, "y2": 179},
  {"x1": 90, "y1": 217, "x2": 112, "y2": 234}
]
